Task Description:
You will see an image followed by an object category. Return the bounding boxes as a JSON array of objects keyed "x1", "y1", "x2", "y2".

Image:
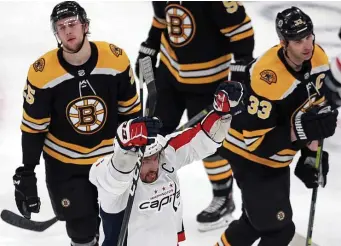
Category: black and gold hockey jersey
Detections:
[
  {"x1": 21, "y1": 41, "x2": 141, "y2": 166},
  {"x1": 220, "y1": 44, "x2": 330, "y2": 168},
  {"x1": 147, "y1": 1, "x2": 254, "y2": 90}
]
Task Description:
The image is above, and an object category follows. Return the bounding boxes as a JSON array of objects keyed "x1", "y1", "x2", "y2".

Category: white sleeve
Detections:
[
  {"x1": 89, "y1": 142, "x2": 139, "y2": 213},
  {"x1": 164, "y1": 112, "x2": 231, "y2": 169}
]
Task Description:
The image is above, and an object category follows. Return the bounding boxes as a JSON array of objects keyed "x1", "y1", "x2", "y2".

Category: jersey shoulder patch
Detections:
[
  {"x1": 94, "y1": 41, "x2": 130, "y2": 73},
  {"x1": 250, "y1": 45, "x2": 296, "y2": 101},
  {"x1": 28, "y1": 48, "x2": 67, "y2": 89}
]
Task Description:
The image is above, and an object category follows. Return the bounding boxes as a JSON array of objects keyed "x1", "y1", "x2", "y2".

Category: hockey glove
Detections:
[
  {"x1": 295, "y1": 148, "x2": 329, "y2": 188},
  {"x1": 116, "y1": 117, "x2": 163, "y2": 150},
  {"x1": 13, "y1": 167, "x2": 41, "y2": 219},
  {"x1": 135, "y1": 41, "x2": 158, "y2": 80},
  {"x1": 293, "y1": 105, "x2": 338, "y2": 144},
  {"x1": 213, "y1": 81, "x2": 246, "y2": 116},
  {"x1": 230, "y1": 57, "x2": 254, "y2": 83}
]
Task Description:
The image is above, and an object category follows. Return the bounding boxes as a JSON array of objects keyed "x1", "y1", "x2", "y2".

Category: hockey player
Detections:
[
  {"x1": 135, "y1": 1, "x2": 255, "y2": 231},
  {"x1": 89, "y1": 81, "x2": 246, "y2": 246},
  {"x1": 12, "y1": 1, "x2": 140, "y2": 246},
  {"x1": 216, "y1": 7, "x2": 338, "y2": 246}
]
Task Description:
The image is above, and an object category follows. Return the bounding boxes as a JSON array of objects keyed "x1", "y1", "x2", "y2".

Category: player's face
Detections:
[
  {"x1": 141, "y1": 154, "x2": 160, "y2": 183},
  {"x1": 287, "y1": 34, "x2": 314, "y2": 62},
  {"x1": 55, "y1": 16, "x2": 87, "y2": 52}
]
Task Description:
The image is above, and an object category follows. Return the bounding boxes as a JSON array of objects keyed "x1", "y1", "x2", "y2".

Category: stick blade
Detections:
[
  {"x1": 139, "y1": 56, "x2": 154, "y2": 84},
  {"x1": 1, "y1": 209, "x2": 58, "y2": 232}
]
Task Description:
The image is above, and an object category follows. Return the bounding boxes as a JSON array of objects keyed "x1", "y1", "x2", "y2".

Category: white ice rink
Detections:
[{"x1": 0, "y1": 1, "x2": 341, "y2": 246}]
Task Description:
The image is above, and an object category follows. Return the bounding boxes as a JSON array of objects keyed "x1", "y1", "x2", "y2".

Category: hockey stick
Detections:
[
  {"x1": 176, "y1": 105, "x2": 213, "y2": 132},
  {"x1": 117, "y1": 56, "x2": 157, "y2": 246},
  {"x1": 1, "y1": 209, "x2": 58, "y2": 232},
  {"x1": 305, "y1": 140, "x2": 324, "y2": 246},
  {"x1": 292, "y1": 233, "x2": 319, "y2": 246}
]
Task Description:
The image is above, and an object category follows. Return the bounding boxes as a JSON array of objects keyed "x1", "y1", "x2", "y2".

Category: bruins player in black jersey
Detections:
[
  {"x1": 12, "y1": 1, "x2": 141, "y2": 246},
  {"x1": 135, "y1": 1, "x2": 255, "y2": 231},
  {"x1": 216, "y1": 7, "x2": 338, "y2": 246}
]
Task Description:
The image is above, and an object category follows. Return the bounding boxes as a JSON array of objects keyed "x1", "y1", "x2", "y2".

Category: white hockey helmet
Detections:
[{"x1": 143, "y1": 134, "x2": 167, "y2": 158}]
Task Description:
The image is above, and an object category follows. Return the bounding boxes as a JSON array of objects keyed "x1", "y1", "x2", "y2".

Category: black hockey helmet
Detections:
[
  {"x1": 276, "y1": 6, "x2": 313, "y2": 41},
  {"x1": 50, "y1": 1, "x2": 89, "y2": 33}
]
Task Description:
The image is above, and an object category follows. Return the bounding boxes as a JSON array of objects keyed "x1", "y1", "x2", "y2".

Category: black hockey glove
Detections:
[
  {"x1": 295, "y1": 148, "x2": 329, "y2": 188},
  {"x1": 293, "y1": 105, "x2": 338, "y2": 144},
  {"x1": 116, "y1": 117, "x2": 162, "y2": 150},
  {"x1": 213, "y1": 81, "x2": 247, "y2": 116},
  {"x1": 135, "y1": 41, "x2": 158, "y2": 80},
  {"x1": 13, "y1": 167, "x2": 41, "y2": 219},
  {"x1": 230, "y1": 57, "x2": 254, "y2": 83}
]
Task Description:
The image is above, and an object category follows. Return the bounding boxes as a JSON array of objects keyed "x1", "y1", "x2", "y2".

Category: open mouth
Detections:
[{"x1": 145, "y1": 170, "x2": 158, "y2": 181}]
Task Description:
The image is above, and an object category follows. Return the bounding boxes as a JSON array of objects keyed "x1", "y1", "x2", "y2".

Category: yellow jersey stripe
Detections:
[
  {"x1": 223, "y1": 140, "x2": 292, "y2": 168},
  {"x1": 230, "y1": 29, "x2": 254, "y2": 42},
  {"x1": 46, "y1": 133, "x2": 114, "y2": 154},
  {"x1": 118, "y1": 93, "x2": 138, "y2": 107},
  {"x1": 220, "y1": 16, "x2": 251, "y2": 34},
  {"x1": 43, "y1": 146, "x2": 104, "y2": 165},
  {"x1": 21, "y1": 124, "x2": 48, "y2": 133},
  {"x1": 23, "y1": 110, "x2": 50, "y2": 125}
]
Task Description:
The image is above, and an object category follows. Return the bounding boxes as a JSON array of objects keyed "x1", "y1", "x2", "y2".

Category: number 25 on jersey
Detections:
[
  {"x1": 23, "y1": 83, "x2": 35, "y2": 105},
  {"x1": 247, "y1": 95, "x2": 272, "y2": 120}
]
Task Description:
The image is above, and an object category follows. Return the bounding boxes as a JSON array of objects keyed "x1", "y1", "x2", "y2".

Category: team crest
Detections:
[
  {"x1": 165, "y1": 4, "x2": 196, "y2": 47},
  {"x1": 260, "y1": 70, "x2": 277, "y2": 84},
  {"x1": 33, "y1": 58, "x2": 45, "y2": 72},
  {"x1": 109, "y1": 44, "x2": 122, "y2": 57},
  {"x1": 61, "y1": 198, "x2": 70, "y2": 208},
  {"x1": 277, "y1": 211, "x2": 285, "y2": 221},
  {"x1": 66, "y1": 95, "x2": 107, "y2": 134}
]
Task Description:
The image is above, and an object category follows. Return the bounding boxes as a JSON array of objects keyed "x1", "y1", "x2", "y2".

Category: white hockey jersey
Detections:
[{"x1": 89, "y1": 120, "x2": 223, "y2": 246}]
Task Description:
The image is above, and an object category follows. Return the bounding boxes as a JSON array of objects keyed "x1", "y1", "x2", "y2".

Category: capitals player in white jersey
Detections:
[{"x1": 89, "y1": 81, "x2": 246, "y2": 246}]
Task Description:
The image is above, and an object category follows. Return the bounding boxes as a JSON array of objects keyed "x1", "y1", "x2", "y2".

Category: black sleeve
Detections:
[
  {"x1": 21, "y1": 79, "x2": 51, "y2": 167},
  {"x1": 117, "y1": 65, "x2": 142, "y2": 124},
  {"x1": 211, "y1": 1, "x2": 254, "y2": 60},
  {"x1": 143, "y1": 1, "x2": 167, "y2": 50}
]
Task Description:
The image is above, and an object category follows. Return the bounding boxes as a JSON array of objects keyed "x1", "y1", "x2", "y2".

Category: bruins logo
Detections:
[
  {"x1": 61, "y1": 198, "x2": 70, "y2": 208},
  {"x1": 165, "y1": 4, "x2": 196, "y2": 47},
  {"x1": 109, "y1": 44, "x2": 122, "y2": 57},
  {"x1": 33, "y1": 58, "x2": 45, "y2": 72},
  {"x1": 277, "y1": 211, "x2": 285, "y2": 221},
  {"x1": 66, "y1": 95, "x2": 107, "y2": 135},
  {"x1": 260, "y1": 70, "x2": 277, "y2": 84}
]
